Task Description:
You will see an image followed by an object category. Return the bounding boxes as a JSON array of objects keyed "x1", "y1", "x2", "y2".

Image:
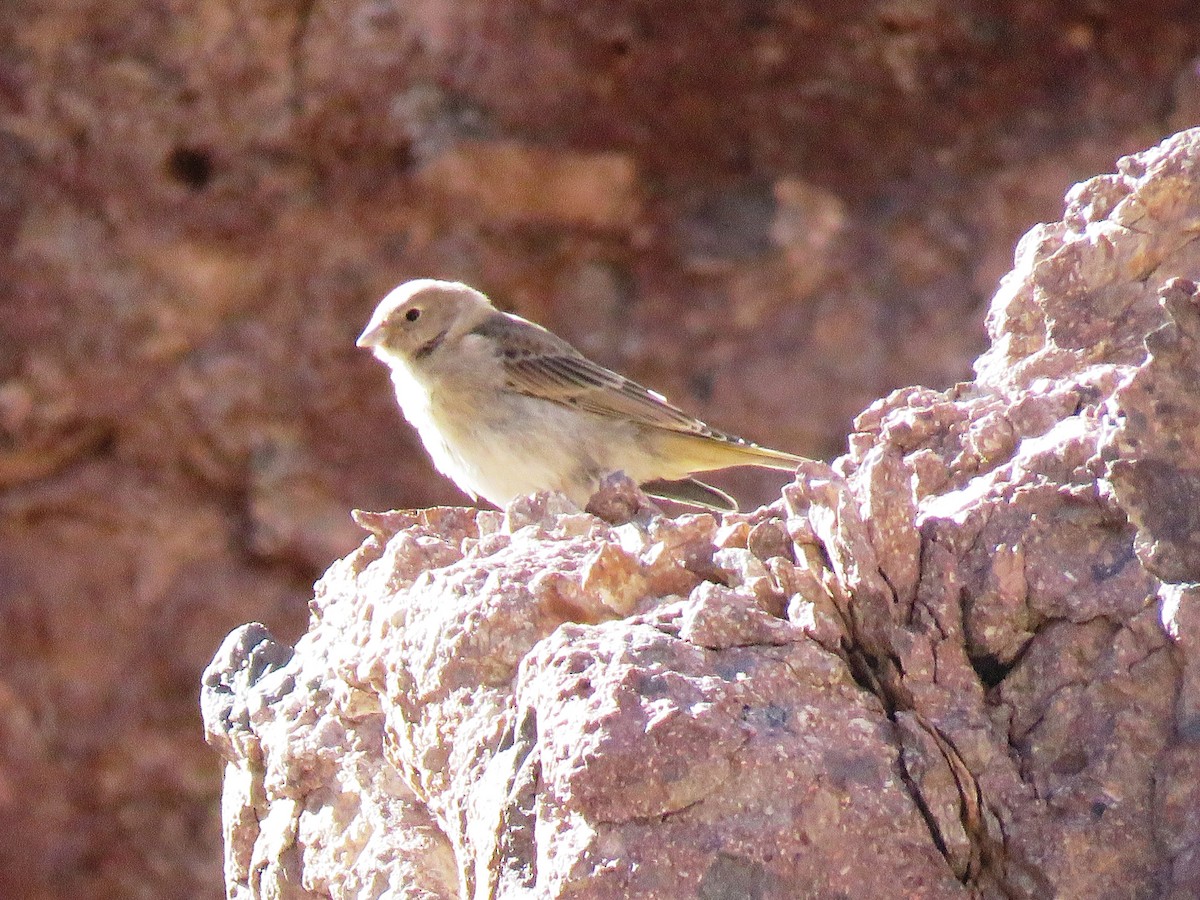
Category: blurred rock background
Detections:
[{"x1": 1, "y1": 1, "x2": 1198, "y2": 897}]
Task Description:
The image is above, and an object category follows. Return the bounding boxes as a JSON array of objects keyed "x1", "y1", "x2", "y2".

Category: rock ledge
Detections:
[{"x1": 204, "y1": 129, "x2": 1200, "y2": 899}]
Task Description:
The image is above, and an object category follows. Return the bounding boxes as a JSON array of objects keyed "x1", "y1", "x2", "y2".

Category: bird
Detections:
[{"x1": 356, "y1": 279, "x2": 803, "y2": 511}]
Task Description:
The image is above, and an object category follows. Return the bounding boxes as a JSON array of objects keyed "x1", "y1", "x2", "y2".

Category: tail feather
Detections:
[{"x1": 654, "y1": 430, "x2": 805, "y2": 475}]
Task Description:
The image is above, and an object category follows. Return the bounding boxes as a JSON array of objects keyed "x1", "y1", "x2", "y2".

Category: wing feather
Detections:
[
  {"x1": 468, "y1": 311, "x2": 803, "y2": 471},
  {"x1": 472, "y1": 313, "x2": 715, "y2": 436}
]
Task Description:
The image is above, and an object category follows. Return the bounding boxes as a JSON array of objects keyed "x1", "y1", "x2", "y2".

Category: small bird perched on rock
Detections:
[{"x1": 357, "y1": 279, "x2": 803, "y2": 511}]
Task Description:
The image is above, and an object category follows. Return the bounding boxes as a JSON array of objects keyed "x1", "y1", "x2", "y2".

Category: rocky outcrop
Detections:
[
  {"x1": 204, "y1": 130, "x2": 1200, "y2": 898},
  {"x1": 9, "y1": 4, "x2": 1200, "y2": 896}
]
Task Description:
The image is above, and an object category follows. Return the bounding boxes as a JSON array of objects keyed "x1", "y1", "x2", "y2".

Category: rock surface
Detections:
[{"x1": 206, "y1": 130, "x2": 1200, "y2": 898}]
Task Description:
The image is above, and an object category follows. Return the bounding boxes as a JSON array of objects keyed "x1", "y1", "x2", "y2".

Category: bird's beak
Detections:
[{"x1": 356, "y1": 321, "x2": 383, "y2": 349}]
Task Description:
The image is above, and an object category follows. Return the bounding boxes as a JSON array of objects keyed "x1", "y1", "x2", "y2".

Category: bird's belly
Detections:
[
  {"x1": 391, "y1": 363, "x2": 682, "y2": 507},
  {"x1": 405, "y1": 387, "x2": 616, "y2": 506}
]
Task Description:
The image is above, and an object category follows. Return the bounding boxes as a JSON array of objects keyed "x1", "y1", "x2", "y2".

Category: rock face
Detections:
[{"x1": 205, "y1": 130, "x2": 1200, "y2": 898}]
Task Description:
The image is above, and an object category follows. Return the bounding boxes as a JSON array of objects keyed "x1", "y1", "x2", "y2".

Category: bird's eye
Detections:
[{"x1": 405, "y1": 308, "x2": 422, "y2": 322}]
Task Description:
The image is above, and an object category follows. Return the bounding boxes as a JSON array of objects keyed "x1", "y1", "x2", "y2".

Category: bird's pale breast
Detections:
[{"x1": 388, "y1": 356, "x2": 617, "y2": 506}]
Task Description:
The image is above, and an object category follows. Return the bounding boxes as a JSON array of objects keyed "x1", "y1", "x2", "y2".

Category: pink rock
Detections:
[{"x1": 206, "y1": 129, "x2": 1200, "y2": 899}]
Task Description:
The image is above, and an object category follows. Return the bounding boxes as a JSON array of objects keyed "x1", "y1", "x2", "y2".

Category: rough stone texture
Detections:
[
  {"x1": 6, "y1": 2, "x2": 1200, "y2": 897},
  {"x1": 206, "y1": 129, "x2": 1200, "y2": 898}
]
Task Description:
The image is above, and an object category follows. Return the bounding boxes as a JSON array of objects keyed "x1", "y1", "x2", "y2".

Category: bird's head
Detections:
[{"x1": 357, "y1": 279, "x2": 493, "y2": 364}]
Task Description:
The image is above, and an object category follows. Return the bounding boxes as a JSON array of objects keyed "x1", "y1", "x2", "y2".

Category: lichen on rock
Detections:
[{"x1": 205, "y1": 129, "x2": 1200, "y2": 899}]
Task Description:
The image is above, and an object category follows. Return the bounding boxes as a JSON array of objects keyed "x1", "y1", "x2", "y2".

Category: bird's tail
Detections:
[{"x1": 653, "y1": 430, "x2": 805, "y2": 476}]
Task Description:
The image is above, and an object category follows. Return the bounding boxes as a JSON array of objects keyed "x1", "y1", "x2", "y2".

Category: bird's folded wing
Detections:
[
  {"x1": 476, "y1": 313, "x2": 717, "y2": 436},
  {"x1": 507, "y1": 352, "x2": 718, "y2": 434}
]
